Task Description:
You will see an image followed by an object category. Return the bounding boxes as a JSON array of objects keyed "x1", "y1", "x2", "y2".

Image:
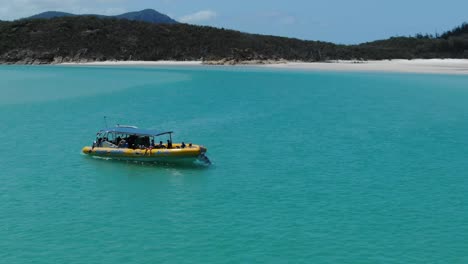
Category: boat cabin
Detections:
[{"x1": 94, "y1": 125, "x2": 175, "y2": 149}]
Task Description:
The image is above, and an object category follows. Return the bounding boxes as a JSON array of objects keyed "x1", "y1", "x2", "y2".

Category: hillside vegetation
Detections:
[{"x1": 0, "y1": 17, "x2": 467, "y2": 64}]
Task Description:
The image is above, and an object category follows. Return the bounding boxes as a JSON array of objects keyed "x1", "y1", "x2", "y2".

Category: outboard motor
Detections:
[{"x1": 198, "y1": 153, "x2": 211, "y2": 165}]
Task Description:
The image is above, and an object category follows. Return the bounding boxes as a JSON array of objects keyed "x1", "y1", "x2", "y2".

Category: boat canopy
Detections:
[{"x1": 98, "y1": 126, "x2": 173, "y2": 137}]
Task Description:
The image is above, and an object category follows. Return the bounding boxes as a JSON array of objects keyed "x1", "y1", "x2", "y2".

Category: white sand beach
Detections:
[
  {"x1": 264, "y1": 59, "x2": 468, "y2": 75},
  {"x1": 61, "y1": 60, "x2": 203, "y2": 66},
  {"x1": 61, "y1": 59, "x2": 468, "y2": 75}
]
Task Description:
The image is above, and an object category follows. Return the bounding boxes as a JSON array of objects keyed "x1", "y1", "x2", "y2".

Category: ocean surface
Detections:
[{"x1": 1, "y1": 65, "x2": 468, "y2": 263}]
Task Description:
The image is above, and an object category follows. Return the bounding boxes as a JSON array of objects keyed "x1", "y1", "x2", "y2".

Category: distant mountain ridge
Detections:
[
  {"x1": 27, "y1": 11, "x2": 75, "y2": 19},
  {"x1": 25, "y1": 9, "x2": 178, "y2": 24}
]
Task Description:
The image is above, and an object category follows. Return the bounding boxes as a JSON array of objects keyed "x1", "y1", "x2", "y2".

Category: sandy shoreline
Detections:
[
  {"x1": 61, "y1": 59, "x2": 468, "y2": 75},
  {"x1": 61, "y1": 60, "x2": 203, "y2": 66}
]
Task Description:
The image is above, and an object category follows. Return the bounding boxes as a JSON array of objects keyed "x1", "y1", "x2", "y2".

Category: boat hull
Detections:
[{"x1": 82, "y1": 146, "x2": 206, "y2": 164}]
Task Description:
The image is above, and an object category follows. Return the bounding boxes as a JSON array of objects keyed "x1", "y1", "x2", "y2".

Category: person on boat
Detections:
[
  {"x1": 145, "y1": 145, "x2": 153, "y2": 155},
  {"x1": 188, "y1": 143, "x2": 193, "y2": 148},
  {"x1": 181, "y1": 142, "x2": 186, "y2": 148},
  {"x1": 118, "y1": 139, "x2": 126, "y2": 148},
  {"x1": 155, "y1": 141, "x2": 165, "y2": 149},
  {"x1": 167, "y1": 139, "x2": 173, "y2": 149},
  {"x1": 97, "y1": 137, "x2": 103, "y2": 147},
  {"x1": 151, "y1": 139, "x2": 155, "y2": 147}
]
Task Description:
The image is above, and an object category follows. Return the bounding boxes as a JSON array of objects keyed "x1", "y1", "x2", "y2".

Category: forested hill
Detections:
[
  {"x1": 0, "y1": 16, "x2": 340, "y2": 64},
  {"x1": 351, "y1": 22, "x2": 468, "y2": 60},
  {"x1": 0, "y1": 16, "x2": 467, "y2": 64},
  {"x1": 441, "y1": 22, "x2": 468, "y2": 39}
]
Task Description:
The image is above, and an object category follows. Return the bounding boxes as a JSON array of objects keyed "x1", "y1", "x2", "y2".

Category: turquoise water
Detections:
[{"x1": 2, "y1": 65, "x2": 468, "y2": 263}]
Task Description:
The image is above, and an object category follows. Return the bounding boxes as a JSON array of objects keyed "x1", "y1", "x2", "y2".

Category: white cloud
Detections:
[{"x1": 179, "y1": 10, "x2": 217, "y2": 24}]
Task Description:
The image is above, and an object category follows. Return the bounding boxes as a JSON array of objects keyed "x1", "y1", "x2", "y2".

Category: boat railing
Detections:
[{"x1": 101, "y1": 141, "x2": 118, "y2": 148}]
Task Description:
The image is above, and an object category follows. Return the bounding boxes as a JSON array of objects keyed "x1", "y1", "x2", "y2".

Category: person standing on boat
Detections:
[
  {"x1": 145, "y1": 144, "x2": 153, "y2": 156},
  {"x1": 167, "y1": 139, "x2": 173, "y2": 149}
]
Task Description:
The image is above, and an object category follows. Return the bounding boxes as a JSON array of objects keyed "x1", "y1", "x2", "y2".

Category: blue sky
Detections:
[{"x1": 1, "y1": 0, "x2": 467, "y2": 44}]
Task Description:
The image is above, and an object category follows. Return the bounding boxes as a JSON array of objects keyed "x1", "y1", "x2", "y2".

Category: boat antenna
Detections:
[{"x1": 104, "y1": 116, "x2": 108, "y2": 128}]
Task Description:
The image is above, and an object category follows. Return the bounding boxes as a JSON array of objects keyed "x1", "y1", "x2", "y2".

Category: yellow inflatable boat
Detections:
[{"x1": 82, "y1": 125, "x2": 210, "y2": 164}]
